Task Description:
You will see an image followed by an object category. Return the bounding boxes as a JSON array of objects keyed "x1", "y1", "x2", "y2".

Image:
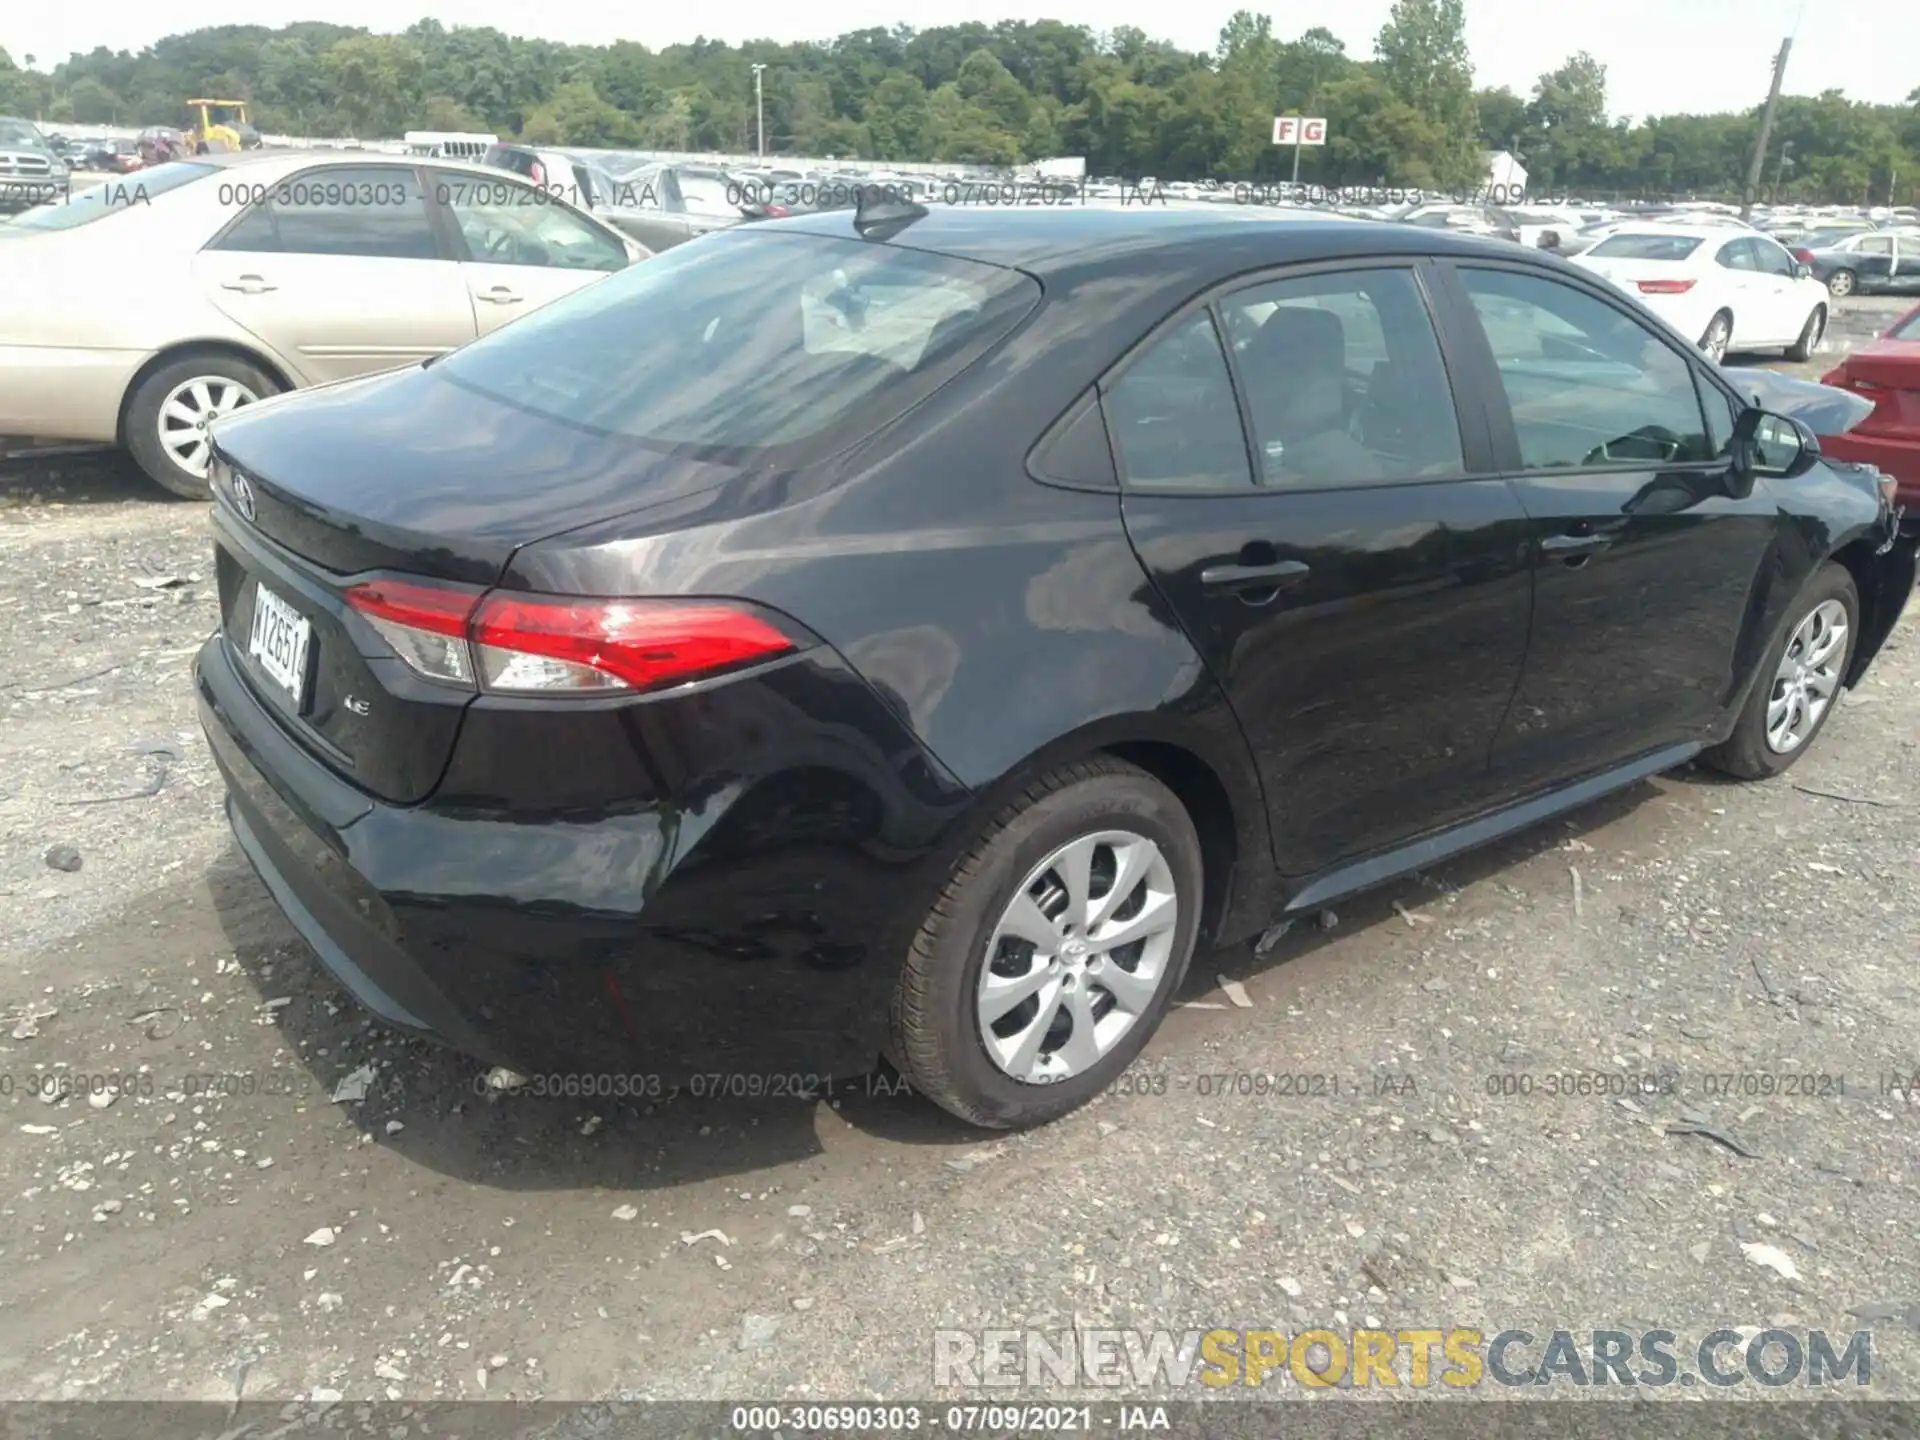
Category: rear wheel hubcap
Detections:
[
  {"x1": 159, "y1": 376, "x2": 259, "y2": 477},
  {"x1": 976, "y1": 830, "x2": 1179, "y2": 1085}
]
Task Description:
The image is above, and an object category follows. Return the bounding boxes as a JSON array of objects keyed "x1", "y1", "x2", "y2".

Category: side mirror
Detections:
[
  {"x1": 1731, "y1": 406, "x2": 1820, "y2": 491},
  {"x1": 1793, "y1": 262, "x2": 1813, "y2": 279}
]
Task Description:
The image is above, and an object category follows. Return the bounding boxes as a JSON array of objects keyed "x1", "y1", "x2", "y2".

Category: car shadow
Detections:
[
  {"x1": 0, "y1": 446, "x2": 169, "y2": 506},
  {"x1": 209, "y1": 770, "x2": 1679, "y2": 1193}
]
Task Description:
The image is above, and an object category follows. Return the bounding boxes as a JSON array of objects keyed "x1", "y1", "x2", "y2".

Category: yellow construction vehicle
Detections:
[{"x1": 185, "y1": 99, "x2": 261, "y2": 154}]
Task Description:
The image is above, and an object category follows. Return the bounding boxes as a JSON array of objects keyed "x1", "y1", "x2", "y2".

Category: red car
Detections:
[{"x1": 1822, "y1": 301, "x2": 1920, "y2": 527}]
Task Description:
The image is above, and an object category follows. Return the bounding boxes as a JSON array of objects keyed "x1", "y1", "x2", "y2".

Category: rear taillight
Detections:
[
  {"x1": 1792, "y1": 247, "x2": 1816, "y2": 264},
  {"x1": 346, "y1": 578, "x2": 481, "y2": 685},
  {"x1": 528, "y1": 161, "x2": 545, "y2": 186},
  {"x1": 472, "y1": 594, "x2": 795, "y2": 693},
  {"x1": 766, "y1": 203, "x2": 790, "y2": 217},
  {"x1": 345, "y1": 581, "x2": 799, "y2": 695},
  {"x1": 1636, "y1": 279, "x2": 1696, "y2": 294}
]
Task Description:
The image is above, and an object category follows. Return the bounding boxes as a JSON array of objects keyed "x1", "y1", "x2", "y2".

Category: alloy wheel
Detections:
[
  {"x1": 1765, "y1": 598, "x2": 1848, "y2": 754},
  {"x1": 158, "y1": 376, "x2": 259, "y2": 477},
  {"x1": 976, "y1": 830, "x2": 1179, "y2": 1084},
  {"x1": 1828, "y1": 271, "x2": 1854, "y2": 298},
  {"x1": 1701, "y1": 317, "x2": 1730, "y2": 363}
]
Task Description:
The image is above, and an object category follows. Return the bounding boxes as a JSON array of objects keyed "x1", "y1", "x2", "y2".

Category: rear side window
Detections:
[
  {"x1": 1220, "y1": 268, "x2": 1463, "y2": 485},
  {"x1": 1104, "y1": 311, "x2": 1252, "y2": 490},
  {"x1": 211, "y1": 166, "x2": 439, "y2": 261},
  {"x1": 1587, "y1": 234, "x2": 1702, "y2": 261},
  {"x1": 432, "y1": 230, "x2": 1038, "y2": 456}
]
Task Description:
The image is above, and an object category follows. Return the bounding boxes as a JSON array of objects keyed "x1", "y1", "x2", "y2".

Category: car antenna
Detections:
[{"x1": 853, "y1": 183, "x2": 928, "y2": 241}]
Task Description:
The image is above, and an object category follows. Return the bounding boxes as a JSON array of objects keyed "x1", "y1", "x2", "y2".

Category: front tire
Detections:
[
  {"x1": 124, "y1": 352, "x2": 275, "y2": 500},
  {"x1": 1785, "y1": 305, "x2": 1825, "y2": 363},
  {"x1": 1703, "y1": 563, "x2": 1857, "y2": 781},
  {"x1": 890, "y1": 757, "x2": 1204, "y2": 1130}
]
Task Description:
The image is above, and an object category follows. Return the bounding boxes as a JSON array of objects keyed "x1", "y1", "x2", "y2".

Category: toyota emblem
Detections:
[{"x1": 231, "y1": 471, "x2": 256, "y2": 523}]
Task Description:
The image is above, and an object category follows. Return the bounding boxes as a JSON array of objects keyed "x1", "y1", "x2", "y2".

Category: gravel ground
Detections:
[{"x1": 1, "y1": 295, "x2": 1916, "y2": 1410}]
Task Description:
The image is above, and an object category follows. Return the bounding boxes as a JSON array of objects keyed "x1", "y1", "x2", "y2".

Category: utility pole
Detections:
[
  {"x1": 1770, "y1": 139, "x2": 1793, "y2": 202},
  {"x1": 1739, "y1": 38, "x2": 1791, "y2": 221},
  {"x1": 751, "y1": 64, "x2": 766, "y2": 161}
]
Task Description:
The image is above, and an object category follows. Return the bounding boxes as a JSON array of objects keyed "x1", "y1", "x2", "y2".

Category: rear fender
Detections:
[{"x1": 1845, "y1": 529, "x2": 1918, "y2": 686}]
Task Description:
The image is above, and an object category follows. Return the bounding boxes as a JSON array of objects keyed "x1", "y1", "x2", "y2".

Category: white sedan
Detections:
[{"x1": 1571, "y1": 224, "x2": 1830, "y2": 363}]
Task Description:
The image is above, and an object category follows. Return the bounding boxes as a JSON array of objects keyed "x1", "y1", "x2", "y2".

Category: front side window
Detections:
[
  {"x1": 1751, "y1": 238, "x2": 1797, "y2": 276},
  {"x1": 210, "y1": 166, "x2": 439, "y2": 260},
  {"x1": 432, "y1": 229, "x2": 1037, "y2": 455},
  {"x1": 1104, "y1": 311, "x2": 1252, "y2": 490},
  {"x1": 1458, "y1": 267, "x2": 1712, "y2": 470},
  {"x1": 1221, "y1": 268, "x2": 1463, "y2": 485},
  {"x1": 433, "y1": 168, "x2": 626, "y2": 272},
  {"x1": 1856, "y1": 236, "x2": 1895, "y2": 257}
]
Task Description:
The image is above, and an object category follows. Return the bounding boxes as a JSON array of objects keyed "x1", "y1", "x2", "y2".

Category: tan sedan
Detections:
[{"x1": 0, "y1": 150, "x2": 647, "y2": 497}]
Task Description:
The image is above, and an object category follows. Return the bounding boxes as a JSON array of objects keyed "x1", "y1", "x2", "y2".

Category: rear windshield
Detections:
[
  {"x1": 2, "y1": 161, "x2": 217, "y2": 232},
  {"x1": 433, "y1": 229, "x2": 1040, "y2": 457},
  {"x1": 1588, "y1": 234, "x2": 1703, "y2": 260}
]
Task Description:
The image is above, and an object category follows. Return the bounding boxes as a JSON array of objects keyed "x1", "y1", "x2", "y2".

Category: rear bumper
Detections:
[
  {"x1": 195, "y1": 627, "x2": 971, "y2": 1083},
  {"x1": 0, "y1": 343, "x2": 147, "y2": 443}
]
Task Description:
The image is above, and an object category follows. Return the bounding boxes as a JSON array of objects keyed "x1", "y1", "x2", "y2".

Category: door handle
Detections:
[
  {"x1": 1540, "y1": 532, "x2": 1613, "y2": 559},
  {"x1": 220, "y1": 275, "x2": 275, "y2": 294},
  {"x1": 476, "y1": 286, "x2": 523, "y2": 304},
  {"x1": 1200, "y1": 559, "x2": 1311, "y2": 592}
]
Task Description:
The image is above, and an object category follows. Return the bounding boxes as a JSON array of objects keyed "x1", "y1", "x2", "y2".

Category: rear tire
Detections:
[
  {"x1": 889, "y1": 757, "x2": 1203, "y2": 1130},
  {"x1": 1699, "y1": 311, "x2": 1732, "y2": 363},
  {"x1": 124, "y1": 352, "x2": 277, "y2": 500},
  {"x1": 1702, "y1": 563, "x2": 1858, "y2": 781},
  {"x1": 1827, "y1": 269, "x2": 1856, "y2": 298},
  {"x1": 1785, "y1": 306, "x2": 1825, "y2": 363}
]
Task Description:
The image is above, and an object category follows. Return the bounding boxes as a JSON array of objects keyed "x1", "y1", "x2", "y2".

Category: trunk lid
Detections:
[
  {"x1": 209, "y1": 364, "x2": 742, "y2": 584},
  {"x1": 207, "y1": 365, "x2": 746, "y2": 804},
  {"x1": 1828, "y1": 344, "x2": 1920, "y2": 435}
]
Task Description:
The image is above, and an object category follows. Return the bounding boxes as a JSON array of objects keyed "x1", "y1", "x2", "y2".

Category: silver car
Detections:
[
  {"x1": 0, "y1": 115, "x2": 69, "y2": 214},
  {"x1": 0, "y1": 150, "x2": 646, "y2": 497}
]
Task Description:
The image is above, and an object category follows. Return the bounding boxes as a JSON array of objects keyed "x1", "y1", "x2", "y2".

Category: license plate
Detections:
[{"x1": 247, "y1": 582, "x2": 311, "y2": 707}]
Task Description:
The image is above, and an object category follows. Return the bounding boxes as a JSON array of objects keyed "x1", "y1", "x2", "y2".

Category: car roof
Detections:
[{"x1": 761, "y1": 205, "x2": 1523, "y2": 278}]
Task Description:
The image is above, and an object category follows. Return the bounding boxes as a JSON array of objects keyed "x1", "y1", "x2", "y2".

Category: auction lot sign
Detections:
[{"x1": 1273, "y1": 116, "x2": 1329, "y2": 146}]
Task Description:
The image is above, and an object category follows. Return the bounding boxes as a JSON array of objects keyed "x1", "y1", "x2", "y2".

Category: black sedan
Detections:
[{"x1": 195, "y1": 200, "x2": 1917, "y2": 1130}]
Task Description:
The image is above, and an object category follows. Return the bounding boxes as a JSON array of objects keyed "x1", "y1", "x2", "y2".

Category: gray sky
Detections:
[{"x1": 6, "y1": 0, "x2": 1909, "y2": 121}]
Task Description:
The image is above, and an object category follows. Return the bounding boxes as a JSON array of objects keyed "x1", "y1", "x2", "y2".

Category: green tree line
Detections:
[{"x1": 3, "y1": 4, "x2": 1918, "y2": 201}]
